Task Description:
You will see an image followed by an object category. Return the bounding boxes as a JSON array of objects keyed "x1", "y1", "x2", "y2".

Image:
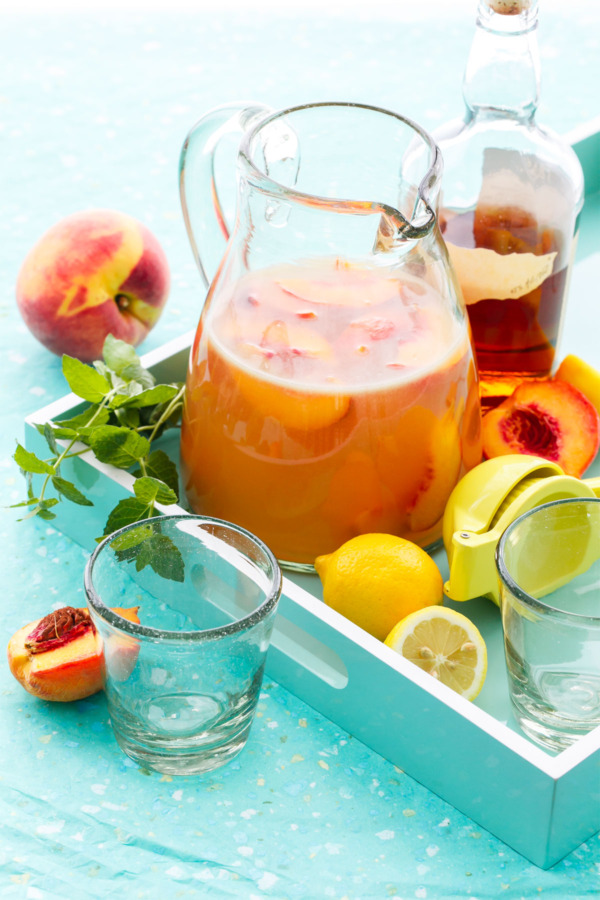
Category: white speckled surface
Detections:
[{"x1": 1, "y1": 3, "x2": 599, "y2": 897}]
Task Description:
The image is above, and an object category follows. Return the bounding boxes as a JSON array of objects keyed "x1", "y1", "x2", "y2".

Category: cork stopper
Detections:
[{"x1": 488, "y1": 0, "x2": 531, "y2": 13}]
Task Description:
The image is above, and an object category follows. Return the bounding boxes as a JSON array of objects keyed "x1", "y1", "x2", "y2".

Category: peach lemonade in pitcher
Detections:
[{"x1": 180, "y1": 256, "x2": 481, "y2": 567}]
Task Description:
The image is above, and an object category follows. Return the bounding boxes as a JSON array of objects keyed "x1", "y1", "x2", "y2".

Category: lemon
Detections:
[
  {"x1": 314, "y1": 533, "x2": 443, "y2": 642},
  {"x1": 384, "y1": 606, "x2": 487, "y2": 700}
]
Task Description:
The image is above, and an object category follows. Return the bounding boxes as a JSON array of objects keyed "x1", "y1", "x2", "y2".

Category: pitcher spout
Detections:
[{"x1": 238, "y1": 102, "x2": 442, "y2": 241}]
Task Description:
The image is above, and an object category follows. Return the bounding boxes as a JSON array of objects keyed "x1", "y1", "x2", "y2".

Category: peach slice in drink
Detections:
[
  {"x1": 375, "y1": 406, "x2": 437, "y2": 518},
  {"x1": 275, "y1": 258, "x2": 402, "y2": 309},
  {"x1": 408, "y1": 410, "x2": 463, "y2": 534},
  {"x1": 322, "y1": 451, "x2": 399, "y2": 539},
  {"x1": 233, "y1": 320, "x2": 350, "y2": 431},
  {"x1": 460, "y1": 367, "x2": 484, "y2": 471},
  {"x1": 388, "y1": 307, "x2": 452, "y2": 371},
  {"x1": 336, "y1": 307, "x2": 417, "y2": 364}
]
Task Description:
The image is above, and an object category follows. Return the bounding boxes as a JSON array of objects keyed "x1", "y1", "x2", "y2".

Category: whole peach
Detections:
[{"x1": 16, "y1": 210, "x2": 170, "y2": 363}]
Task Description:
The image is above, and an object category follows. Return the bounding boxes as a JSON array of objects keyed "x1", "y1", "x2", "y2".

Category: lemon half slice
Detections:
[{"x1": 384, "y1": 606, "x2": 487, "y2": 701}]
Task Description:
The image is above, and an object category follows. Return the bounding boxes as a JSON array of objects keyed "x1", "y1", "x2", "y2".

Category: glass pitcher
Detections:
[{"x1": 179, "y1": 102, "x2": 482, "y2": 570}]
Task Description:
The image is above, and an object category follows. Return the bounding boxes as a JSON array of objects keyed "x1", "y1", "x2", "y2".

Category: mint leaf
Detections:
[
  {"x1": 55, "y1": 405, "x2": 110, "y2": 432},
  {"x1": 15, "y1": 338, "x2": 185, "y2": 553},
  {"x1": 109, "y1": 382, "x2": 144, "y2": 406},
  {"x1": 126, "y1": 532, "x2": 184, "y2": 582},
  {"x1": 26, "y1": 473, "x2": 36, "y2": 500},
  {"x1": 133, "y1": 537, "x2": 154, "y2": 572},
  {"x1": 134, "y1": 450, "x2": 179, "y2": 499},
  {"x1": 43, "y1": 423, "x2": 59, "y2": 456},
  {"x1": 111, "y1": 385, "x2": 179, "y2": 409},
  {"x1": 37, "y1": 508, "x2": 57, "y2": 521},
  {"x1": 102, "y1": 335, "x2": 139, "y2": 372},
  {"x1": 133, "y1": 476, "x2": 178, "y2": 506},
  {"x1": 109, "y1": 522, "x2": 155, "y2": 553},
  {"x1": 46, "y1": 427, "x2": 77, "y2": 440},
  {"x1": 114, "y1": 406, "x2": 141, "y2": 429},
  {"x1": 26, "y1": 497, "x2": 59, "y2": 521},
  {"x1": 9, "y1": 497, "x2": 40, "y2": 508},
  {"x1": 103, "y1": 497, "x2": 151, "y2": 535},
  {"x1": 104, "y1": 510, "x2": 184, "y2": 583},
  {"x1": 93, "y1": 360, "x2": 112, "y2": 382},
  {"x1": 62, "y1": 355, "x2": 111, "y2": 403},
  {"x1": 14, "y1": 443, "x2": 55, "y2": 475},
  {"x1": 51, "y1": 476, "x2": 94, "y2": 506},
  {"x1": 145, "y1": 393, "x2": 185, "y2": 441},
  {"x1": 147, "y1": 534, "x2": 184, "y2": 582},
  {"x1": 87, "y1": 426, "x2": 150, "y2": 469},
  {"x1": 102, "y1": 336, "x2": 154, "y2": 389}
]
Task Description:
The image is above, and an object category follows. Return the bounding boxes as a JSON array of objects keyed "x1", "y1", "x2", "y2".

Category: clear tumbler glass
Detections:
[
  {"x1": 496, "y1": 498, "x2": 600, "y2": 751},
  {"x1": 84, "y1": 515, "x2": 281, "y2": 775}
]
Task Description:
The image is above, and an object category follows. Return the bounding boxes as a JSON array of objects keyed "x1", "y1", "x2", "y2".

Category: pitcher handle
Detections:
[{"x1": 179, "y1": 102, "x2": 272, "y2": 288}]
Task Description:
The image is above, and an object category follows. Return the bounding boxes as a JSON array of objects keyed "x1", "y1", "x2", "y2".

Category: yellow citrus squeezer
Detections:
[{"x1": 442, "y1": 455, "x2": 600, "y2": 605}]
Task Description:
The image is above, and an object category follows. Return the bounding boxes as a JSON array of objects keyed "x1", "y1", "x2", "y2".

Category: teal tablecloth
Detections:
[{"x1": 1, "y1": 4, "x2": 599, "y2": 897}]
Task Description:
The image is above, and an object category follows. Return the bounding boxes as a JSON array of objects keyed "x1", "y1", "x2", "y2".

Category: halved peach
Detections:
[
  {"x1": 482, "y1": 380, "x2": 600, "y2": 477},
  {"x1": 7, "y1": 605, "x2": 140, "y2": 702}
]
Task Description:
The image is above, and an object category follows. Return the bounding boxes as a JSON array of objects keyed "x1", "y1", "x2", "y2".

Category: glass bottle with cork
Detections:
[{"x1": 434, "y1": 0, "x2": 584, "y2": 409}]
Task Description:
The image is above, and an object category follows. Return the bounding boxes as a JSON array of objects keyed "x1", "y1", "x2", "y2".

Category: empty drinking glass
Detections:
[
  {"x1": 84, "y1": 515, "x2": 282, "y2": 775},
  {"x1": 496, "y1": 498, "x2": 600, "y2": 751}
]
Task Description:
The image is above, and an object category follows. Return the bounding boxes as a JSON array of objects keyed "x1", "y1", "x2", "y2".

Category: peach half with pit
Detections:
[
  {"x1": 481, "y1": 380, "x2": 600, "y2": 478},
  {"x1": 16, "y1": 210, "x2": 170, "y2": 363},
  {"x1": 7, "y1": 605, "x2": 140, "y2": 702}
]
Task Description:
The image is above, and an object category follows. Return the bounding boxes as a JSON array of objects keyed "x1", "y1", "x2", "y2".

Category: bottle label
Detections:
[{"x1": 445, "y1": 242, "x2": 557, "y2": 305}]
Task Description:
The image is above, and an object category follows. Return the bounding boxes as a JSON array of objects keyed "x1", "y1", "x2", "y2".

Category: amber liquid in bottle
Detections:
[
  {"x1": 435, "y1": 0, "x2": 583, "y2": 409},
  {"x1": 442, "y1": 204, "x2": 569, "y2": 409}
]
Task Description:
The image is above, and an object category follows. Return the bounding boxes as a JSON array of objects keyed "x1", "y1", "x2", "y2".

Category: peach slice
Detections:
[
  {"x1": 236, "y1": 369, "x2": 350, "y2": 432},
  {"x1": 482, "y1": 380, "x2": 600, "y2": 477},
  {"x1": 236, "y1": 319, "x2": 334, "y2": 370},
  {"x1": 554, "y1": 354, "x2": 600, "y2": 417},
  {"x1": 460, "y1": 365, "x2": 484, "y2": 472},
  {"x1": 322, "y1": 452, "x2": 399, "y2": 539},
  {"x1": 408, "y1": 410, "x2": 463, "y2": 534},
  {"x1": 276, "y1": 260, "x2": 399, "y2": 308},
  {"x1": 375, "y1": 406, "x2": 437, "y2": 518},
  {"x1": 7, "y1": 605, "x2": 140, "y2": 702},
  {"x1": 234, "y1": 319, "x2": 350, "y2": 431}
]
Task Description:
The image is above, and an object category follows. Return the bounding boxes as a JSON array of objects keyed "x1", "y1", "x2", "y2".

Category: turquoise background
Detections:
[{"x1": 1, "y1": 4, "x2": 599, "y2": 897}]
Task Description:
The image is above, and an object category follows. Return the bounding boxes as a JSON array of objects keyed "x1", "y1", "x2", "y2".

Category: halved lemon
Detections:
[{"x1": 384, "y1": 606, "x2": 487, "y2": 701}]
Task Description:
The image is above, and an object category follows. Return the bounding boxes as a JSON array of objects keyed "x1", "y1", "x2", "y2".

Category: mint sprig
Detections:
[{"x1": 12, "y1": 335, "x2": 185, "y2": 561}]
